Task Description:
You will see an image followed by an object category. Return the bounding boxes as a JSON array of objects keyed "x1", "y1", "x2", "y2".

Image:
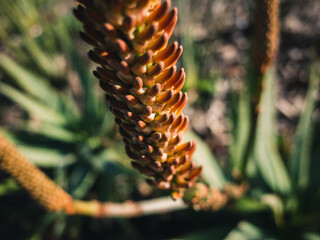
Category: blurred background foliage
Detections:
[{"x1": 0, "y1": 0, "x2": 320, "y2": 239}]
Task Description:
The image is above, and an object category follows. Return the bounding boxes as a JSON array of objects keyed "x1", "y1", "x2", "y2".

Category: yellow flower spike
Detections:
[
  {"x1": 253, "y1": 0, "x2": 279, "y2": 74},
  {"x1": 0, "y1": 134, "x2": 74, "y2": 213}
]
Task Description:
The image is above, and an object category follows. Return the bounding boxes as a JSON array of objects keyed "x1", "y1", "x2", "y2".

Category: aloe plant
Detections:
[{"x1": 0, "y1": 0, "x2": 320, "y2": 239}]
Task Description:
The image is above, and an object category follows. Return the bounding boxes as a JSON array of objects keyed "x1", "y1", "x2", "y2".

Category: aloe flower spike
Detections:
[{"x1": 74, "y1": 0, "x2": 202, "y2": 198}]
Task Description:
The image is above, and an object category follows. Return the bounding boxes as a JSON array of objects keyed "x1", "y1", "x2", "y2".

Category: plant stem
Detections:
[{"x1": 71, "y1": 197, "x2": 186, "y2": 218}]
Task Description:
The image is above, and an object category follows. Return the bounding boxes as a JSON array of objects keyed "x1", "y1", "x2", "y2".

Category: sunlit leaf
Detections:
[
  {"x1": 303, "y1": 232, "x2": 320, "y2": 240},
  {"x1": 178, "y1": 0, "x2": 197, "y2": 90},
  {"x1": 70, "y1": 167, "x2": 97, "y2": 199},
  {"x1": 56, "y1": 21, "x2": 100, "y2": 123},
  {"x1": 225, "y1": 221, "x2": 276, "y2": 240},
  {"x1": 0, "y1": 128, "x2": 75, "y2": 167},
  {"x1": 254, "y1": 69, "x2": 291, "y2": 195},
  {"x1": 22, "y1": 36, "x2": 62, "y2": 77},
  {"x1": 0, "y1": 179, "x2": 19, "y2": 196},
  {"x1": 232, "y1": 197, "x2": 268, "y2": 213},
  {"x1": 185, "y1": 130, "x2": 226, "y2": 189},
  {"x1": 0, "y1": 82, "x2": 66, "y2": 125},
  {"x1": 229, "y1": 86, "x2": 251, "y2": 172},
  {"x1": 0, "y1": 53, "x2": 59, "y2": 107},
  {"x1": 289, "y1": 57, "x2": 320, "y2": 192},
  {"x1": 18, "y1": 146, "x2": 76, "y2": 167},
  {"x1": 176, "y1": 224, "x2": 235, "y2": 240},
  {"x1": 20, "y1": 121, "x2": 77, "y2": 143}
]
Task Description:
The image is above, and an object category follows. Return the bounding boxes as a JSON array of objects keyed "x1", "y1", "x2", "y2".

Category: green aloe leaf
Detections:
[
  {"x1": 89, "y1": 147, "x2": 128, "y2": 169},
  {"x1": 54, "y1": 20, "x2": 100, "y2": 122},
  {"x1": 19, "y1": 121, "x2": 77, "y2": 143},
  {"x1": 0, "y1": 53, "x2": 59, "y2": 107},
  {"x1": 233, "y1": 197, "x2": 269, "y2": 213},
  {"x1": 0, "y1": 130, "x2": 75, "y2": 167},
  {"x1": 70, "y1": 50, "x2": 99, "y2": 121},
  {"x1": 178, "y1": 0, "x2": 197, "y2": 90},
  {"x1": 19, "y1": 147, "x2": 76, "y2": 167},
  {"x1": 22, "y1": 37, "x2": 63, "y2": 77},
  {"x1": 303, "y1": 232, "x2": 320, "y2": 240},
  {"x1": 185, "y1": 130, "x2": 226, "y2": 189},
  {"x1": 260, "y1": 194, "x2": 285, "y2": 227},
  {"x1": 70, "y1": 167, "x2": 97, "y2": 199},
  {"x1": 224, "y1": 221, "x2": 277, "y2": 240},
  {"x1": 0, "y1": 82, "x2": 66, "y2": 125},
  {"x1": 68, "y1": 162, "x2": 98, "y2": 199},
  {"x1": 254, "y1": 69, "x2": 291, "y2": 195},
  {"x1": 229, "y1": 86, "x2": 251, "y2": 172},
  {"x1": 0, "y1": 48, "x2": 80, "y2": 120},
  {"x1": 177, "y1": 225, "x2": 235, "y2": 240},
  {"x1": 289, "y1": 57, "x2": 320, "y2": 192},
  {"x1": 0, "y1": 179, "x2": 19, "y2": 196}
]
